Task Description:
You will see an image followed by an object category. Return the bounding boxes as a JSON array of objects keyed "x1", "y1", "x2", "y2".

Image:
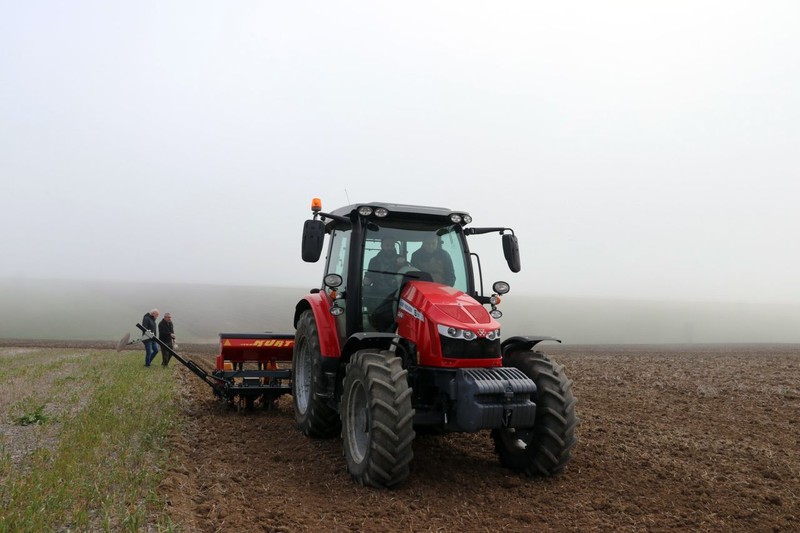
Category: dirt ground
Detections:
[
  {"x1": 4, "y1": 341, "x2": 799, "y2": 531},
  {"x1": 150, "y1": 343, "x2": 797, "y2": 533}
]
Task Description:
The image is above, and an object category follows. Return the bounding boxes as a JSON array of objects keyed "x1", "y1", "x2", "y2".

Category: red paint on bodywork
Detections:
[
  {"x1": 396, "y1": 281, "x2": 502, "y2": 368},
  {"x1": 215, "y1": 333, "x2": 295, "y2": 369},
  {"x1": 302, "y1": 291, "x2": 342, "y2": 359}
]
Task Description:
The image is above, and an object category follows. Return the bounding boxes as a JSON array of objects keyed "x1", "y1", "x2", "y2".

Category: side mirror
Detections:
[
  {"x1": 302, "y1": 219, "x2": 325, "y2": 262},
  {"x1": 502, "y1": 234, "x2": 521, "y2": 273}
]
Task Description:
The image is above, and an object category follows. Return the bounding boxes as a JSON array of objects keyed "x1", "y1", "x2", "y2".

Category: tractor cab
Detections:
[{"x1": 301, "y1": 199, "x2": 519, "y2": 344}]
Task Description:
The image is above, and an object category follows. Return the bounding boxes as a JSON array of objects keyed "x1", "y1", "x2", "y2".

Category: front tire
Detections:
[
  {"x1": 492, "y1": 351, "x2": 578, "y2": 476},
  {"x1": 340, "y1": 350, "x2": 415, "y2": 488},
  {"x1": 292, "y1": 310, "x2": 340, "y2": 437}
]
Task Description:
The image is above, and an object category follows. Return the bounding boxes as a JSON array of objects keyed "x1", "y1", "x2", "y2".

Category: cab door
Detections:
[{"x1": 325, "y1": 227, "x2": 351, "y2": 345}]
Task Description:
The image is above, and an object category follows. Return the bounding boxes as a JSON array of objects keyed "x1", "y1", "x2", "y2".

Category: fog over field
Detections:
[
  {"x1": 2, "y1": 3, "x2": 799, "y2": 313},
  {"x1": 2, "y1": 278, "x2": 798, "y2": 345}
]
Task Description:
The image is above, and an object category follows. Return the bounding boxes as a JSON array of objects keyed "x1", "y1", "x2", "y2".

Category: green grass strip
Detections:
[{"x1": 0, "y1": 349, "x2": 181, "y2": 532}]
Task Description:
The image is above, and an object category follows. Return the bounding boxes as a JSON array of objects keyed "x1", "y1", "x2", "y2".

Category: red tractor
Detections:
[{"x1": 293, "y1": 199, "x2": 577, "y2": 488}]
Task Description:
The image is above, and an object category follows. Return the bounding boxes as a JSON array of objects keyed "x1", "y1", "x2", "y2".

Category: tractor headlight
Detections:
[
  {"x1": 462, "y1": 214, "x2": 472, "y2": 224},
  {"x1": 374, "y1": 207, "x2": 389, "y2": 217},
  {"x1": 490, "y1": 309, "x2": 503, "y2": 319},
  {"x1": 324, "y1": 273, "x2": 343, "y2": 288},
  {"x1": 358, "y1": 206, "x2": 374, "y2": 216},
  {"x1": 438, "y1": 324, "x2": 485, "y2": 341},
  {"x1": 438, "y1": 324, "x2": 500, "y2": 341},
  {"x1": 449, "y1": 214, "x2": 462, "y2": 223},
  {"x1": 485, "y1": 329, "x2": 500, "y2": 341},
  {"x1": 439, "y1": 324, "x2": 465, "y2": 339},
  {"x1": 492, "y1": 281, "x2": 510, "y2": 295}
]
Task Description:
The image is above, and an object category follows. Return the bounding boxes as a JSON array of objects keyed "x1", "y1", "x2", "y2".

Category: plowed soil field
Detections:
[
  {"x1": 8, "y1": 341, "x2": 796, "y2": 531},
  {"x1": 154, "y1": 344, "x2": 799, "y2": 532}
]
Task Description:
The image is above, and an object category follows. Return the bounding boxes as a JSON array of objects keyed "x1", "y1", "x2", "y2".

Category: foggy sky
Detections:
[{"x1": 1, "y1": 1, "x2": 799, "y2": 306}]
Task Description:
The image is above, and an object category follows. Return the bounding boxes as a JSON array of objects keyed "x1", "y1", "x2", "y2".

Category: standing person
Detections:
[
  {"x1": 142, "y1": 308, "x2": 160, "y2": 367},
  {"x1": 158, "y1": 313, "x2": 176, "y2": 366},
  {"x1": 411, "y1": 235, "x2": 456, "y2": 285}
]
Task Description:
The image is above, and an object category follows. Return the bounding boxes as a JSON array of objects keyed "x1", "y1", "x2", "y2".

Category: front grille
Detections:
[{"x1": 440, "y1": 337, "x2": 501, "y2": 359}]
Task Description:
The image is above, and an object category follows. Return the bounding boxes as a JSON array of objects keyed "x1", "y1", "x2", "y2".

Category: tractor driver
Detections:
[
  {"x1": 363, "y1": 237, "x2": 408, "y2": 295},
  {"x1": 363, "y1": 237, "x2": 411, "y2": 331},
  {"x1": 411, "y1": 235, "x2": 456, "y2": 286}
]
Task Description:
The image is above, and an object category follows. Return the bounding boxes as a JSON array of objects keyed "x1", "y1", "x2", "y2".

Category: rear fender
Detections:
[
  {"x1": 501, "y1": 336, "x2": 561, "y2": 357},
  {"x1": 295, "y1": 293, "x2": 341, "y2": 359}
]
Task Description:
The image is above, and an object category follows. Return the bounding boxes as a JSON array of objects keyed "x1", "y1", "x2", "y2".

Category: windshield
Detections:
[
  {"x1": 362, "y1": 222, "x2": 467, "y2": 291},
  {"x1": 360, "y1": 222, "x2": 468, "y2": 331}
]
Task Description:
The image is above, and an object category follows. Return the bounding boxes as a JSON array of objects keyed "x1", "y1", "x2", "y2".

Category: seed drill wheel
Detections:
[
  {"x1": 492, "y1": 351, "x2": 578, "y2": 476},
  {"x1": 292, "y1": 310, "x2": 340, "y2": 437},
  {"x1": 340, "y1": 350, "x2": 415, "y2": 488}
]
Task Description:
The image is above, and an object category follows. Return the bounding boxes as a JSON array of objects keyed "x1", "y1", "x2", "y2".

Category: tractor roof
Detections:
[{"x1": 328, "y1": 202, "x2": 469, "y2": 221}]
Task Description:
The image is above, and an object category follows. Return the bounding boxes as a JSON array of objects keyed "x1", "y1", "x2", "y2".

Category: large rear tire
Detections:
[
  {"x1": 340, "y1": 350, "x2": 415, "y2": 488},
  {"x1": 492, "y1": 350, "x2": 578, "y2": 476},
  {"x1": 292, "y1": 310, "x2": 340, "y2": 437}
]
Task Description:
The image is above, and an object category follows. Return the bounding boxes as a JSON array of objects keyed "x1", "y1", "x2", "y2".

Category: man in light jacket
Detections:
[{"x1": 142, "y1": 308, "x2": 159, "y2": 367}]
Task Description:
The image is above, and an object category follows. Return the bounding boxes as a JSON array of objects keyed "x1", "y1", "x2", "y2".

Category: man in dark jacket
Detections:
[
  {"x1": 158, "y1": 313, "x2": 176, "y2": 366},
  {"x1": 411, "y1": 235, "x2": 455, "y2": 286},
  {"x1": 142, "y1": 308, "x2": 159, "y2": 367},
  {"x1": 363, "y1": 238, "x2": 407, "y2": 294}
]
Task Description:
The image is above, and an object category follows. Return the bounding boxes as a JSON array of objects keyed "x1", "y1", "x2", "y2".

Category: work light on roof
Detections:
[
  {"x1": 450, "y1": 214, "x2": 462, "y2": 223},
  {"x1": 374, "y1": 207, "x2": 389, "y2": 217},
  {"x1": 358, "y1": 206, "x2": 373, "y2": 216},
  {"x1": 462, "y1": 214, "x2": 472, "y2": 224}
]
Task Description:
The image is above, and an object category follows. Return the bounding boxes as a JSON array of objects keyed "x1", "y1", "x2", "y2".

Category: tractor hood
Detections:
[{"x1": 396, "y1": 281, "x2": 503, "y2": 368}]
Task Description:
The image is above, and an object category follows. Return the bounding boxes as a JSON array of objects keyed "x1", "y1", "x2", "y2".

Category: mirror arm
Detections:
[
  {"x1": 315, "y1": 211, "x2": 351, "y2": 225},
  {"x1": 464, "y1": 227, "x2": 514, "y2": 236}
]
